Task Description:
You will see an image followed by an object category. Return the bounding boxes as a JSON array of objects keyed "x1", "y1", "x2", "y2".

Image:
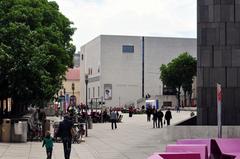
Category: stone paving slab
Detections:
[{"x1": 0, "y1": 111, "x2": 193, "y2": 159}]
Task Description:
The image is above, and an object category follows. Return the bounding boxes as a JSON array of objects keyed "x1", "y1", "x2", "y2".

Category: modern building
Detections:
[
  {"x1": 80, "y1": 35, "x2": 196, "y2": 108},
  {"x1": 197, "y1": 0, "x2": 240, "y2": 125}
]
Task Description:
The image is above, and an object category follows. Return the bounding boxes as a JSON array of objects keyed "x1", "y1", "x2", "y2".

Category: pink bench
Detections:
[
  {"x1": 148, "y1": 138, "x2": 240, "y2": 159},
  {"x1": 148, "y1": 154, "x2": 164, "y2": 159},
  {"x1": 235, "y1": 155, "x2": 240, "y2": 159},
  {"x1": 176, "y1": 139, "x2": 211, "y2": 158},
  {"x1": 215, "y1": 138, "x2": 240, "y2": 159},
  {"x1": 148, "y1": 152, "x2": 201, "y2": 159},
  {"x1": 166, "y1": 144, "x2": 208, "y2": 159},
  {"x1": 215, "y1": 138, "x2": 240, "y2": 153}
]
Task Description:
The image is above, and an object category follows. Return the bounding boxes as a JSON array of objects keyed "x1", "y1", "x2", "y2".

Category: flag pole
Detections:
[{"x1": 217, "y1": 83, "x2": 222, "y2": 138}]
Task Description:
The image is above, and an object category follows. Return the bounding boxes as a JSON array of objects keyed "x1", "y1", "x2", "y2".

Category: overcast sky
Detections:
[{"x1": 53, "y1": 0, "x2": 196, "y2": 52}]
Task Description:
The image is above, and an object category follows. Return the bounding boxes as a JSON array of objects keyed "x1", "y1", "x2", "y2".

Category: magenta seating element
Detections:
[
  {"x1": 176, "y1": 139, "x2": 211, "y2": 158},
  {"x1": 151, "y1": 152, "x2": 201, "y2": 159},
  {"x1": 147, "y1": 154, "x2": 164, "y2": 159},
  {"x1": 166, "y1": 144, "x2": 208, "y2": 159},
  {"x1": 215, "y1": 138, "x2": 240, "y2": 153},
  {"x1": 215, "y1": 138, "x2": 240, "y2": 159},
  {"x1": 148, "y1": 138, "x2": 240, "y2": 159},
  {"x1": 234, "y1": 153, "x2": 240, "y2": 159}
]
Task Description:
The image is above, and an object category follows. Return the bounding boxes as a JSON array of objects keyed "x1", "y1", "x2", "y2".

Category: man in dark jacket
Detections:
[
  {"x1": 146, "y1": 107, "x2": 152, "y2": 122},
  {"x1": 164, "y1": 109, "x2": 172, "y2": 126},
  {"x1": 157, "y1": 109, "x2": 164, "y2": 128},
  {"x1": 152, "y1": 109, "x2": 158, "y2": 128},
  {"x1": 57, "y1": 115, "x2": 73, "y2": 159}
]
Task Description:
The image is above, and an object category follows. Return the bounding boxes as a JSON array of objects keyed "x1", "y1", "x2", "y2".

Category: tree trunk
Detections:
[
  {"x1": 189, "y1": 91, "x2": 192, "y2": 107},
  {"x1": 11, "y1": 100, "x2": 22, "y2": 117},
  {"x1": 11, "y1": 101, "x2": 17, "y2": 116},
  {"x1": 177, "y1": 86, "x2": 181, "y2": 109},
  {"x1": 184, "y1": 90, "x2": 187, "y2": 108},
  {"x1": 0, "y1": 100, "x2": 3, "y2": 119}
]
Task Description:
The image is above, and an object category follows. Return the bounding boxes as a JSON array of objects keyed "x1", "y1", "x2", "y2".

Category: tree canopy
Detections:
[
  {"x1": 160, "y1": 52, "x2": 196, "y2": 107},
  {"x1": 0, "y1": 0, "x2": 76, "y2": 113}
]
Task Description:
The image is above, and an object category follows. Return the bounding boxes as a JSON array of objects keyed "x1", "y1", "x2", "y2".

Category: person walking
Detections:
[
  {"x1": 42, "y1": 131, "x2": 53, "y2": 159},
  {"x1": 152, "y1": 109, "x2": 158, "y2": 128},
  {"x1": 57, "y1": 115, "x2": 74, "y2": 159},
  {"x1": 176, "y1": 105, "x2": 180, "y2": 113},
  {"x1": 157, "y1": 109, "x2": 164, "y2": 128},
  {"x1": 110, "y1": 110, "x2": 117, "y2": 129},
  {"x1": 164, "y1": 109, "x2": 172, "y2": 126},
  {"x1": 129, "y1": 106, "x2": 133, "y2": 117},
  {"x1": 103, "y1": 109, "x2": 108, "y2": 122},
  {"x1": 38, "y1": 109, "x2": 47, "y2": 138},
  {"x1": 146, "y1": 107, "x2": 152, "y2": 122}
]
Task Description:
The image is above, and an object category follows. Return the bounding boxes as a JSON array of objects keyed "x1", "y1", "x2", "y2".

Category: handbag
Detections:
[{"x1": 71, "y1": 127, "x2": 77, "y2": 137}]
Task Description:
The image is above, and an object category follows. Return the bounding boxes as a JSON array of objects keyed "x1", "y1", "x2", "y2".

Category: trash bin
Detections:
[
  {"x1": 11, "y1": 120, "x2": 21, "y2": 142},
  {"x1": 21, "y1": 121, "x2": 28, "y2": 142},
  {"x1": 11, "y1": 119, "x2": 28, "y2": 143},
  {"x1": 1, "y1": 119, "x2": 11, "y2": 142},
  {"x1": 14, "y1": 121, "x2": 23, "y2": 135},
  {"x1": 88, "y1": 117, "x2": 93, "y2": 129}
]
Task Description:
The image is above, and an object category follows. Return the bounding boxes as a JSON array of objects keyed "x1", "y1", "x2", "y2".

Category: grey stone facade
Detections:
[{"x1": 197, "y1": 0, "x2": 240, "y2": 125}]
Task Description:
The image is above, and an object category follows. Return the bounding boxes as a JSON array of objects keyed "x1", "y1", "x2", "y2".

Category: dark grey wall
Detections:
[{"x1": 197, "y1": 0, "x2": 240, "y2": 125}]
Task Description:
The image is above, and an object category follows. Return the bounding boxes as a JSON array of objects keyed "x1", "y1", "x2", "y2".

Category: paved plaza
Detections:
[{"x1": 0, "y1": 111, "x2": 194, "y2": 159}]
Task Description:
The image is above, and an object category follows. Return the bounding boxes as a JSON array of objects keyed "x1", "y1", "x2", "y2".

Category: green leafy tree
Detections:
[
  {"x1": 182, "y1": 79, "x2": 193, "y2": 107},
  {"x1": 0, "y1": 0, "x2": 75, "y2": 115},
  {"x1": 180, "y1": 53, "x2": 197, "y2": 106},
  {"x1": 160, "y1": 52, "x2": 196, "y2": 107}
]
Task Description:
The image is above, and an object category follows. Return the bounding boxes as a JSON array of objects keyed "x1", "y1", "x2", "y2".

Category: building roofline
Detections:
[
  {"x1": 80, "y1": 34, "x2": 196, "y2": 48},
  {"x1": 80, "y1": 35, "x2": 101, "y2": 50},
  {"x1": 100, "y1": 34, "x2": 196, "y2": 39}
]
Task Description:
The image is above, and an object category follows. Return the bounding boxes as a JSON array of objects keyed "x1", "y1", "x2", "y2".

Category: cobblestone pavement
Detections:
[{"x1": 0, "y1": 111, "x2": 194, "y2": 159}]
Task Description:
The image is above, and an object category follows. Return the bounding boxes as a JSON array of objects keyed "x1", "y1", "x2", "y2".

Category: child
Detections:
[{"x1": 42, "y1": 131, "x2": 53, "y2": 159}]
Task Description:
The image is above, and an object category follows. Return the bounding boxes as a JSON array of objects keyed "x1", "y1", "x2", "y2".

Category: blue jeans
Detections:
[{"x1": 62, "y1": 137, "x2": 72, "y2": 159}]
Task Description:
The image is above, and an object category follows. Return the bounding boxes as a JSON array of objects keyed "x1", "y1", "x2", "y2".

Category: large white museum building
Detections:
[{"x1": 80, "y1": 35, "x2": 196, "y2": 108}]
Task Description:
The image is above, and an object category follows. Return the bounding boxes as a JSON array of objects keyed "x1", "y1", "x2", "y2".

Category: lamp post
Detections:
[
  {"x1": 100, "y1": 96, "x2": 103, "y2": 123},
  {"x1": 63, "y1": 87, "x2": 66, "y2": 113},
  {"x1": 72, "y1": 83, "x2": 75, "y2": 95},
  {"x1": 59, "y1": 88, "x2": 65, "y2": 119},
  {"x1": 85, "y1": 74, "x2": 88, "y2": 137}
]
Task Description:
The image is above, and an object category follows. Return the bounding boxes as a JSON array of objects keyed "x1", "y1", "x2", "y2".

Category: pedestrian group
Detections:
[
  {"x1": 41, "y1": 105, "x2": 173, "y2": 159},
  {"x1": 146, "y1": 107, "x2": 172, "y2": 128}
]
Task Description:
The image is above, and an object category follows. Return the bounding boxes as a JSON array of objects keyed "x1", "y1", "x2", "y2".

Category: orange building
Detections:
[{"x1": 61, "y1": 67, "x2": 80, "y2": 106}]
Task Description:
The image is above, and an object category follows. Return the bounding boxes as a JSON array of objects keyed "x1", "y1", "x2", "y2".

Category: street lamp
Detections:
[
  {"x1": 59, "y1": 88, "x2": 65, "y2": 119},
  {"x1": 72, "y1": 83, "x2": 75, "y2": 95},
  {"x1": 85, "y1": 74, "x2": 88, "y2": 137}
]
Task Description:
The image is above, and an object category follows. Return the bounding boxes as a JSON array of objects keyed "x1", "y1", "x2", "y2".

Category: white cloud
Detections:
[{"x1": 53, "y1": 0, "x2": 196, "y2": 51}]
